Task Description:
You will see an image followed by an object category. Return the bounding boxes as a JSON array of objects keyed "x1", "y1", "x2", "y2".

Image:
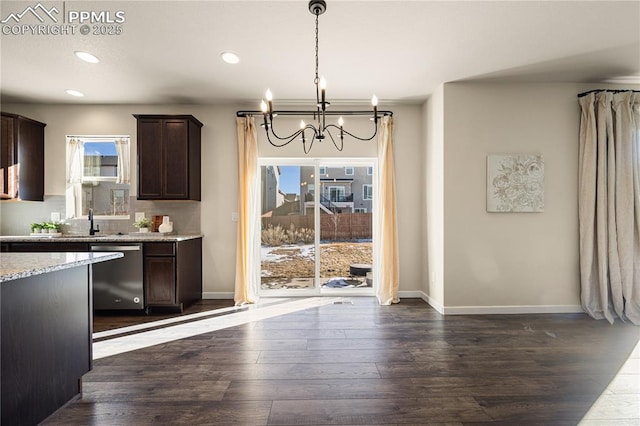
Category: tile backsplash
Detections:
[{"x1": 0, "y1": 195, "x2": 201, "y2": 235}]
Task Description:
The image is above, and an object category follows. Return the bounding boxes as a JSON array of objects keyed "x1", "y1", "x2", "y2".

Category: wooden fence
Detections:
[{"x1": 262, "y1": 212, "x2": 372, "y2": 241}]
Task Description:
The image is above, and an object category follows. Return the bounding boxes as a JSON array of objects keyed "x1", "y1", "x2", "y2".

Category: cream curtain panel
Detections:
[
  {"x1": 578, "y1": 91, "x2": 640, "y2": 324},
  {"x1": 115, "y1": 137, "x2": 131, "y2": 184},
  {"x1": 66, "y1": 137, "x2": 84, "y2": 184},
  {"x1": 376, "y1": 116, "x2": 400, "y2": 305},
  {"x1": 66, "y1": 137, "x2": 84, "y2": 218},
  {"x1": 234, "y1": 116, "x2": 260, "y2": 305}
]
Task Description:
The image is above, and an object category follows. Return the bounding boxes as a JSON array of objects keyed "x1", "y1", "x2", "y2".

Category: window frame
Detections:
[{"x1": 66, "y1": 135, "x2": 131, "y2": 220}]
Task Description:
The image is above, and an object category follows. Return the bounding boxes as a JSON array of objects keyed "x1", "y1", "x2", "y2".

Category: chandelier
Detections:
[{"x1": 237, "y1": 0, "x2": 391, "y2": 154}]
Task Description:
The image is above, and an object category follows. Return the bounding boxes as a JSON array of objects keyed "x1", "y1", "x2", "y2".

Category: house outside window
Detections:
[
  {"x1": 345, "y1": 167, "x2": 354, "y2": 176},
  {"x1": 363, "y1": 184, "x2": 373, "y2": 200}
]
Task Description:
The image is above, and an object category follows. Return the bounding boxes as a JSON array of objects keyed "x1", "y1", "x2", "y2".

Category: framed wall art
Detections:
[{"x1": 487, "y1": 154, "x2": 544, "y2": 213}]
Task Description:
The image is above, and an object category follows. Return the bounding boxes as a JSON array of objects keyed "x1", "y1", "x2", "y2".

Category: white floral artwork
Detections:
[{"x1": 487, "y1": 154, "x2": 544, "y2": 212}]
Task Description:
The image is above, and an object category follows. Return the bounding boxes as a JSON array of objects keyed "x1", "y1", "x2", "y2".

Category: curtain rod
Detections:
[
  {"x1": 236, "y1": 110, "x2": 393, "y2": 117},
  {"x1": 577, "y1": 89, "x2": 640, "y2": 98}
]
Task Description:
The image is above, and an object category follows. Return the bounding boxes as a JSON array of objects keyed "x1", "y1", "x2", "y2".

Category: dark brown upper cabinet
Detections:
[
  {"x1": 1, "y1": 112, "x2": 46, "y2": 201},
  {"x1": 134, "y1": 114, "x2": 203, "y2": 201}
]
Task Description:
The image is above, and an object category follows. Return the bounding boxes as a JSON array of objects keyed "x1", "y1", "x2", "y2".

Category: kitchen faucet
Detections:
[{"x1": 88, "y1": 208, "x2": 100, "y2": 236}]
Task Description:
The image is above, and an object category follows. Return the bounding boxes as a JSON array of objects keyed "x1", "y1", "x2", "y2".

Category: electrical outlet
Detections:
[
  {"x1": 135, "y1": 212, "x2": 145, "y2": 221},
  {"x1": 231, "y1": 212, "x2": 238, "y2": 222}
]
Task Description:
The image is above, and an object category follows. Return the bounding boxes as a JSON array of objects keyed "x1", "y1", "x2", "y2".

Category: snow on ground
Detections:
[{"x1": 260, "y1": 244, "x2": 314, "y2": 263}]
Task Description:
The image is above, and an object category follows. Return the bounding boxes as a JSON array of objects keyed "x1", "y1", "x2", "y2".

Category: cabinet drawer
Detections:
[{"x1": 144, "y1": 242, "x2": 175, "y2": 256}]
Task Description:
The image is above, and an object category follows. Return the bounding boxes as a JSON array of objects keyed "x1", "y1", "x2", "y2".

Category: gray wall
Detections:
[{"x1": 425, "y1": 81, "x2": 640, "y2": 313}]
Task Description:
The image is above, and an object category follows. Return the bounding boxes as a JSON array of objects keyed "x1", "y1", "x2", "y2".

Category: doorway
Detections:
[{"x1": 259, "y1": 159, "x2": 376, "y2": 296}]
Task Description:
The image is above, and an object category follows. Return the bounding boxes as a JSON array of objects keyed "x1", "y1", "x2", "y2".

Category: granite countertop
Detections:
[
  {"x1": 0, "y1": 233, "x2": 203, "y2": 243},
  {"x1": 0, "y1": 252, "x2": 124, "y2": 283}
]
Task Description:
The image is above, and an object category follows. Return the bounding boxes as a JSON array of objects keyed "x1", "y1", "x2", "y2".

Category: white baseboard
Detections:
[
  {"x1": 399, "y1": 291, "x2": 583, "y2": 315},
  {"x1": 398, "y1": 291, "x2": 445, "y2": 314},
  {"x1": 202, "y1": 290, "x2": 584, "y2": 315},
  {"x1": 442, "y1": 304, "x2": 584, "y2": 315},
  {"x1": 203, "y1": 292, "x2": 234, "y2": 299}
]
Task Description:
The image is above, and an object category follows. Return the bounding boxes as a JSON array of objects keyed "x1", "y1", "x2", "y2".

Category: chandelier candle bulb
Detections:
[
  {"x1": 260, "y1": 101, "x2": 269, "y2": 129},
  {"x1": 320, "y1": 77, "x2": 326, "y2": 106},
  {"x1": 265, "y1": 89, "x2": 273, "y2": 117}
]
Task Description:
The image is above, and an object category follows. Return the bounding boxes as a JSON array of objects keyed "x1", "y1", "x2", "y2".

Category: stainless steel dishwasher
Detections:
[{"x1": 90, "y1": 243, "x2": 144, "y2": 310}]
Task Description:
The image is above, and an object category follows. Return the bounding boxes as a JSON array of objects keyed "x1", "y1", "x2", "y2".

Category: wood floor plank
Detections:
[
  {"x1": 85, "y1": 362, "x2": 382, "y2": 382},
  {"x1": 43, "y1": 400, "x2": 272, "y2": 425},
  {"x1": 267, "y1": 397, "x2": 491, "y2": 424}
]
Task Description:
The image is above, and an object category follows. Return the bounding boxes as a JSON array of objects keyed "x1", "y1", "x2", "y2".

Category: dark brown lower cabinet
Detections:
[
  {"x1": 144, "y1": 238, "x2": 202, "y2": 312},
  {"x1": 3, "y1": 238, "x2": 203, "y2": 312},
  {"x1": 145, "y1": 255, "x2": 176, "y2": 306}
]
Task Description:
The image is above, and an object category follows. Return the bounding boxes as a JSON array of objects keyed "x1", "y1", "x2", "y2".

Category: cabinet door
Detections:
[
  {"x1": 137, "y1": 119, "x2": 163, "y2": 199},
  {"x1": 16, "y1": 118, "x2": 45, "y2": 201},
  {"x1": 0, "y1": 115, "x2": 16, "y2": 199},
  {"x1": 162, "y1": 119, "x2": 189, "y2": 199},
  {"x1": 144, "y1": 256, "x2": 176, "y2": 305}
]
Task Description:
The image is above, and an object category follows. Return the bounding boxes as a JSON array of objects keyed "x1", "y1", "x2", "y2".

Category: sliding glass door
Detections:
[
  {"x1": 259, "y1": 159, "x2": 375, "y2": 296},
  {"x1": 259, "y1": 162, "x2": 316, "y2": 293}
]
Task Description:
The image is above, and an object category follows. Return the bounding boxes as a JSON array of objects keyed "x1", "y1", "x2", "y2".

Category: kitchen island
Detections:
[{"x1": 1, "y1": 251, "x2": 123, "y2": 426}]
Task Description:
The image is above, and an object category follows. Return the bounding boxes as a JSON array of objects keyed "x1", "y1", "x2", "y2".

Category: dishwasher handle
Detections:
[{"x1": 91, "y1": 245, "x2": 141, "y2": 252}]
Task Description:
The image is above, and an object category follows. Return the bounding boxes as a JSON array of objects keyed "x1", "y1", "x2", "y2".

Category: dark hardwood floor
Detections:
[{"x1": 44, "y1": 297, "x2": 639, "y2": 425}]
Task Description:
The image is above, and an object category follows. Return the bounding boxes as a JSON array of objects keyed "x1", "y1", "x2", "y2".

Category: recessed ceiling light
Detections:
[
  {"x1": 65, "y1": 89, "x2": 85, "y2": 97},
  {"x1": 74, "y1": 51, "x2": 99, "y2": 63},
  {"x1": 221, "y1": 51, "x2": 240, "y2": 64}
]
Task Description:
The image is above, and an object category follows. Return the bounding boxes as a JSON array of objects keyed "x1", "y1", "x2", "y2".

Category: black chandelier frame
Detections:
[{"x1": 236, "y1": 0, "x2": 392, "y2": 154}]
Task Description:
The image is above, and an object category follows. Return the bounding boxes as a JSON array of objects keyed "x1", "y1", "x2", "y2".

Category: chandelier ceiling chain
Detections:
[{"x1": 237, "y1": 0, "x2": 392, "y2": 154}]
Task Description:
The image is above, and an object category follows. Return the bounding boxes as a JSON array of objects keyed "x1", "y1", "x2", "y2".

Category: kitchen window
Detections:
[{"x1": 66, "y1": 136, "x2": 131, "y2": 219}]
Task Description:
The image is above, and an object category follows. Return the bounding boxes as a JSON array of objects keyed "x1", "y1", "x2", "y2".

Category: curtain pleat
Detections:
[
  {"x1": 376, "y1": 116, "x2": 400, "y2": 305},
  {"x1": 578, "y1": 91, "x2": 640, "y2": 324},
  {"x1": 67, "y1": 138, "x2": 84, "y2": 184},
  {"x1": 234, "y1": 116, "x2": 260, "y2": 305},
  {"x1": 115, "y1": 137, "x2": 131, "y2": 184}
]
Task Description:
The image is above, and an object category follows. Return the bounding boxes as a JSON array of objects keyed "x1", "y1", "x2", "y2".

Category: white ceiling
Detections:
[{"x1": 1, "y1": 0, "x2": 639, "y2": 105}]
